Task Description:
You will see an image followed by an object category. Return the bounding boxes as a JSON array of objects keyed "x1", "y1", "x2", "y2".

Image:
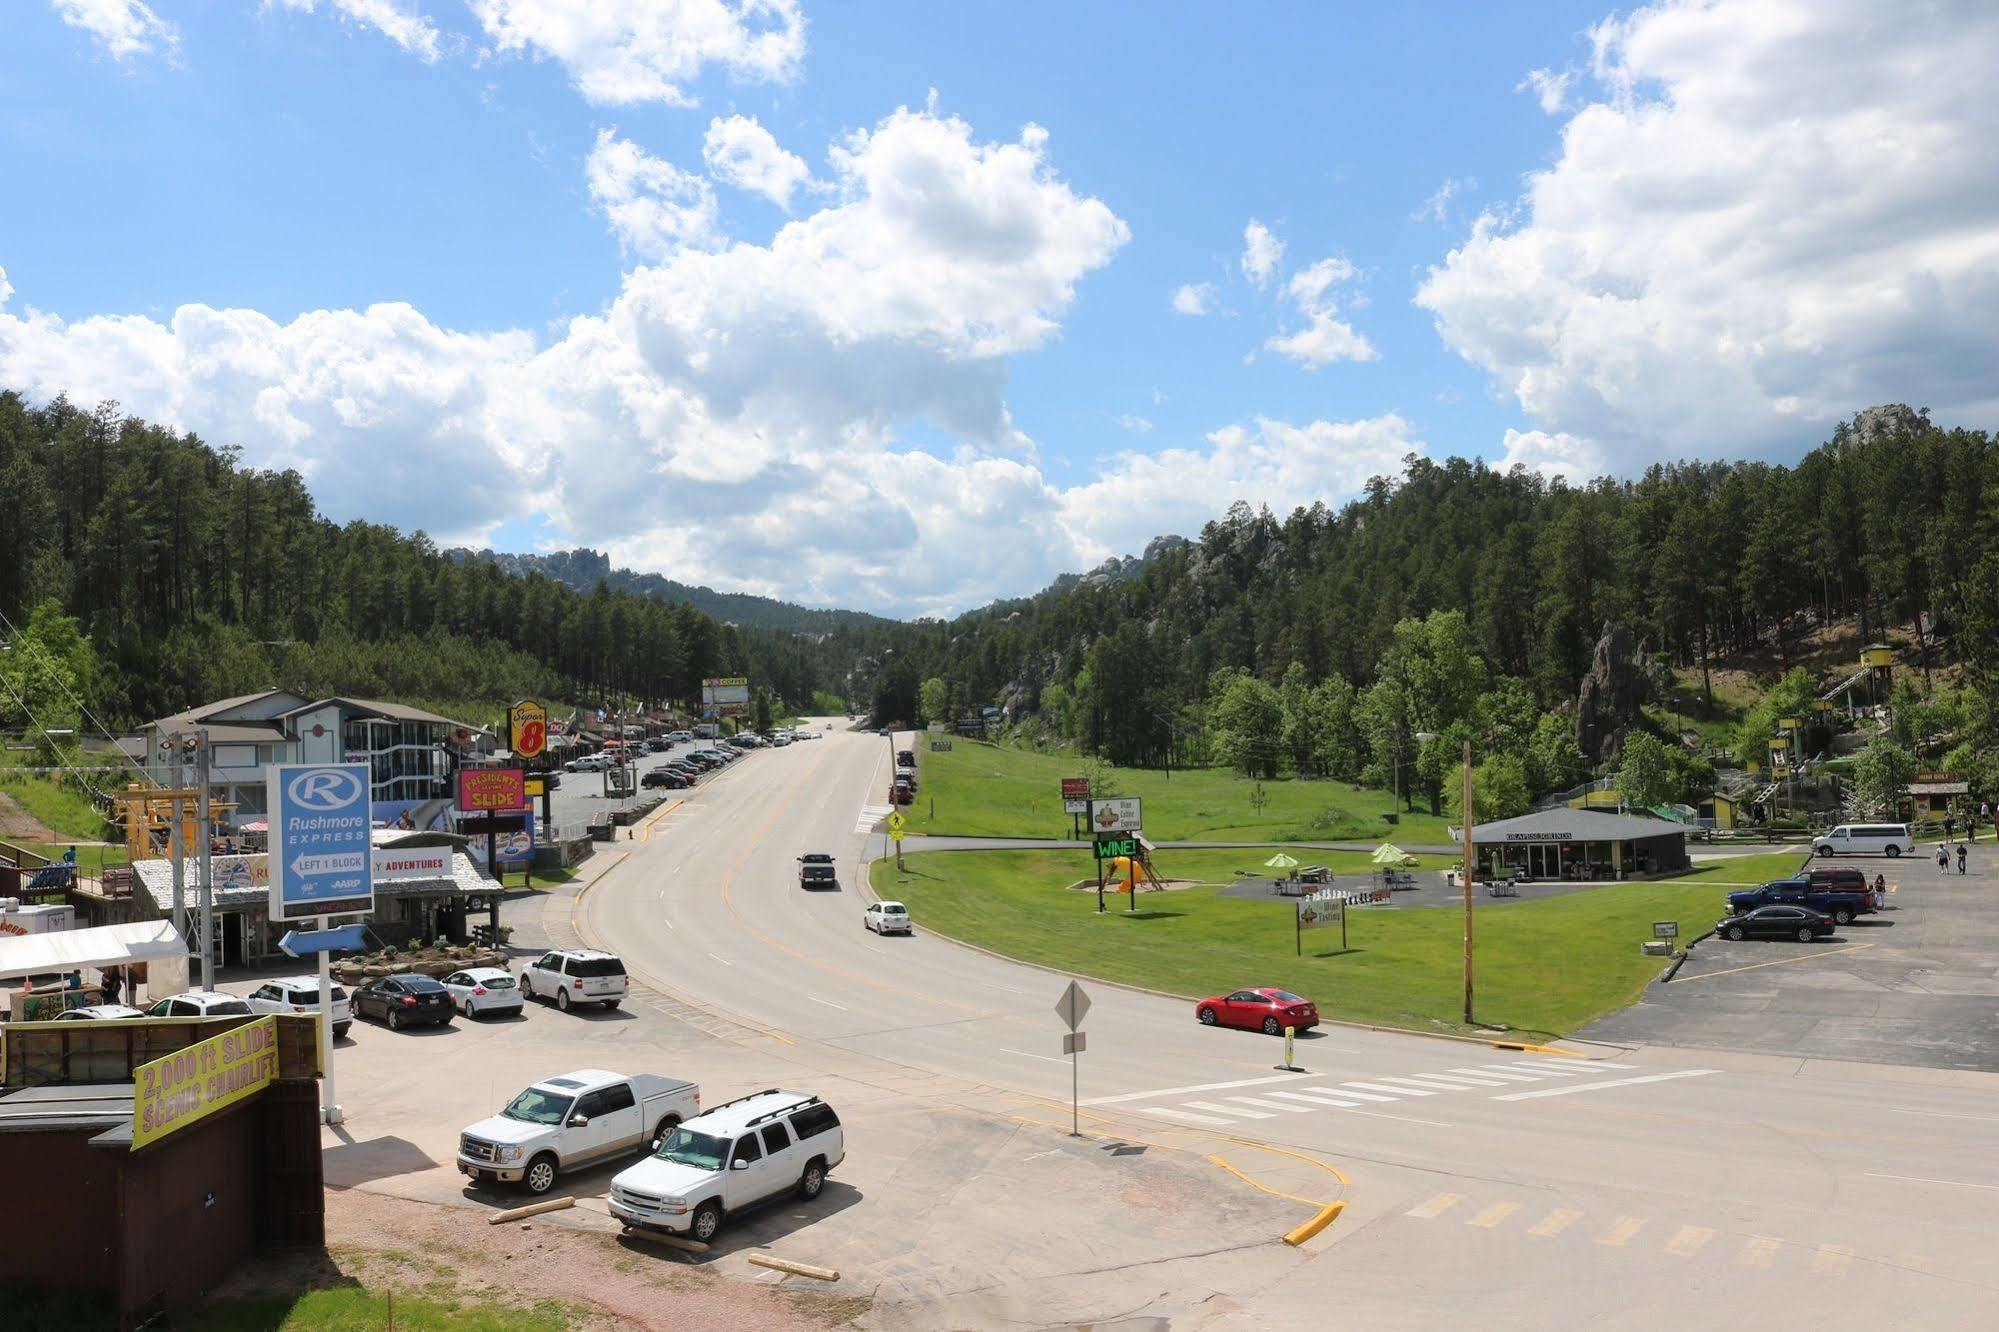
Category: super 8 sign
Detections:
[{"x1": 510, "y1": 699, "x2": 548, "y2": 759}]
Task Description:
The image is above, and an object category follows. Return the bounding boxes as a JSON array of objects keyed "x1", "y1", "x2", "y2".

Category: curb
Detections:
[{"x1": 1283, "y1": 1200, "x2": 1346, "y2": 1246}]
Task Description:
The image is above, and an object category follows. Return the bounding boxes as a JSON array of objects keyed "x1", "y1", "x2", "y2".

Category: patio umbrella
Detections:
[
  {"x1": 1263, "y1": 853, "x2": 1300, "y2": 870},
  {"x1": 1371, "y1": 842, "x2": 1413, "y2": 865}
]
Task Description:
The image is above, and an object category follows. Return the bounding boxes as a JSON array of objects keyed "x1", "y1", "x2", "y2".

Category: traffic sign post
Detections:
[
  {"x1": 1054, "y1": 981, "x2": 1091, "y2": 1136},
  {"x1": 886, "y1": 811, "x2": 907, "y2": 869}
]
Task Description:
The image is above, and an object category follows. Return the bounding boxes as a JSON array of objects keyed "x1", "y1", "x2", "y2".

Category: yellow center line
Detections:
[
  {"x1": 1594, "y1": 1216, "x2": 1646, "y2": 1247},
  {"x1": 1666, "y1": 1224, "x2": 1714, "y2": 1257},
  {"x1": 1739, "y1": 1235, "x2": 1783, "y2": 1268},
  {"x1": 1528, "y1": 1209, "x2": 1582, "y2": 1238},
  {"x1": 1670, "y1": 942, "x2": 1874, "y2": 983},
  {"x1": 1813, "y1": 1243, "x2": 1855, "y2": 1277},
  {"x1": 1469, "y1": 1201, "x2": 1520, "y2": 1228}
]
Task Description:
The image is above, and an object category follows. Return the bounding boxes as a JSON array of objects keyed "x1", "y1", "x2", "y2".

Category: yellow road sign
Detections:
[{"x1": 886, "y1": 811, "x2": 907, "y2": 835}]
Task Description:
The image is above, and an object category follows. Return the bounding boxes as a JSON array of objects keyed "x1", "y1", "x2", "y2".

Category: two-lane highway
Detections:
[{"x1": 580, "y1": 722, "x2": 1999, "y2": 1327}]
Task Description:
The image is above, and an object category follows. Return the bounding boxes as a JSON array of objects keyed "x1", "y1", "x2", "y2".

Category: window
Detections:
[
  {"x1": 790, "y1": 1104, "x2": 839, "y2": 1140},
  {"x1": 760, "y1": 1123, "x2": 791, "y2": 1154},
  {"x1": 598, "y1": 1083, "x2": 635, "y2": 1114},
  {"x1": 253, "y1": 985, "x2": 278, "y2": 1001},
  {"x1": 444, "y1": 973, "x2": 468, "y2": 986},
  {"x1": 574, "y1": 1091, "x2": 606, "y2": 1118},
  {"x1": 208, "y1": 999, "x2": 251, "y2": 1015},
  {"x1": 168, "y1": 1000, "x2": 199, "y2": 1016},
  {"x1": 732, "y1": 1136, "x2": 763, "y2": 1166},
  {"x1": 1227, "y1": 991, "x2": 1263, "y2": 1004},
  {"x1": 537, "y1": 953, "x2": 558, "y2": 971},
  {"x1": 570, "y1": 957, "x2": 627, "y2": 978}
]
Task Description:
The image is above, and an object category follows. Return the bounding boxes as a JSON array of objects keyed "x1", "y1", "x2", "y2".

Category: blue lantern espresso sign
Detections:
[{"x1": 267, "y1": 763, "x2": 375, "y2": 922}]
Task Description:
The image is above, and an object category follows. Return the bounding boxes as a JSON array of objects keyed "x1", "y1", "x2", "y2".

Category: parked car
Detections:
[
  {"x1": 795, "y1": 729, "x2": 821, "y2": 741},
  {"x1": 520, "y1": 949, "x2": 629, "y2": 1011},
  {"x1": 1724, "y1": 877, "x2": 1872, "y2": 925},
  {"x1": 247, "y1": 975, "x2": 353, "y2": 1038},
  {"x1": 353, "y1": 974, "x2": 455, "y2": 1030},
  {"x1": 894, "y1": 767, "x2": 918, "y2": 793},
  {"x1": 532, "y1": 770, "x2": 561, "y2": 790},
  {"x1": 441, "y1": 966, "x2": 525, "y2": 1018},
  {"x1": 1716, "y1": 904, "x2": 1836, "y2": 942},
  {"x1": 54, "y1": 1004, "x2": 145, "y2": 1021},
  {"x1": 642, "y1": 769, "x2": 689, "y2": 789},
  {"x1": 609, "y1": 1090, "x2": 844, "y2": 1243},
  {"x1": 798, "y1": 852, "x2": 838, "y2": 889},
  {"x1": 666, "y1": 730, "x2": 693, "y2": 743},
  {"x1": 895, "y1": 749, "x2": 916, "y2": 768},
  {"x1": 458, "y1": 1069, "x2": 702, "y2": 1195},
  {"x1": 1194, "y1": 988, "x2": 1320, "y2": 1035},
  {"x1": 147, "y1": 990, "x2": 254, "y2": 1019},
  {"x1": 864, "y1": 901, "x2": 912, "y2": 935},
  {"x1": 890, "y1": 784, "x2": 915, "y2": 805},
  {"x1": 566, "y1": 755, "x2": 606, "y2": 773},
  {"x1": 1812, "y1": 823, "x2": 1915, "y2": 858}
]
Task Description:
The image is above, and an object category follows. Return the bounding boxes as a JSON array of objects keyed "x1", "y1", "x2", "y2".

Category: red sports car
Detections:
[{"x1": 1195, "y1": 988, "x2": 1319, "y2": 1035}]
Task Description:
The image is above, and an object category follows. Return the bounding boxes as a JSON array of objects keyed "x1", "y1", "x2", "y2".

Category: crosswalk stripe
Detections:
[
  {"x1": 1665, "y1": 1225, "x2": 1715, "y2": 1257},
  {"x1": 1494, "y1": 1070, "x2": 1720, "y2": 1101},
  {"x1": 1377, "y1": 1074, "x2": 1505, "y2": 1091},
  {"x1": 1812, "y1": 1244, "x2": 1854, "y2": 1277},
  {"x1": 1484, "y1": 1063, "x2": 1580, "y2": 1078},
  {"x1": 1740, "y1": 1236, "x2": 1783, "y2": 1269},
  {"x1": 1594, "y1": 1216, "x2": 1647, "y2": 1247},
  {"x1": 1137, "y1": 1106, "x2": 1233, "y2": 1127},
  {"x1": 1469, "y1": 1202, "x2": 1520, "y2": 1228},
  {"x1": 1528, "y1": 1209, "x2": 1583, "y2": 1238},
  {"x1": 1455, "y1": 1066, "x2": 1549, "y2": 1083},
  {"x1": 1324, "y1": 1085, "x2": 1402, "y2": 1102},
  {"x1": 1225, "y1": 1096, "x2": 1314, "y2": 1113},
  {"x1": 1406, "y1": 1193, "x2": 1464, "y2": 1219},
  {"x1": 1405, "y1": 1071, "x2": 1513, "y2": 1087},
  {"x1": 1267, "y1": 1089, "x2": 1365, "y2": 1108},
  {"x1": 1342, "y1": 1081, "x2": 1434, "y2": 1097},
  {"x1": 1184, "y1": 1100, "x2": 1270, "y2": 1119}
]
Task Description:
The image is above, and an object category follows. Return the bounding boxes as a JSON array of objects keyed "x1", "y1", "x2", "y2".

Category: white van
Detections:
[{"x1": 1812, "y1": 823, "x2": 1916, "y2": 858}]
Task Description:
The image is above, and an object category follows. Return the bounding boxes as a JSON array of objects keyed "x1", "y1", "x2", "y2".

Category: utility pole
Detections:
[
  {"x1": 1461, "y1": 737, "x2": 1476, "y2": 1027},
  {"x1": 197, "y1": 729, "x2": 215, "y2": 989},
  {"x1": 168, "y1": 736, "x2": 186, "y2": 944}
]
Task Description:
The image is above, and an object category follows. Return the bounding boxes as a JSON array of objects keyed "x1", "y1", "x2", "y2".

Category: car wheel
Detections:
[
  {"x1": 1197, "y1": 1006, "x2": 1217, "y2": 1025},
  {"x1": 602, "y1": 999, "x2": 621, "y2": 1010},
  {"x1": 1884, "y1": 845, "x2": 1901, "y2": 858},
  {"x1": 556, "y1": 988, "x2": 571, "y2": 1012},
  {"x1": 1797, "y1": 927, "x2": 1815, "y2": 943},
  {"x1": 690, "y1": 1201, "x2": 723, "y2": 1243},
  {"x1": 524, "y1": 1154, "x2": 558, "y2": 1196},
  {"x1": 520, "y1": 977, "x2": 534, "y2": 1001},
  {"x1": 1834, "y1": 908, "x2": 1853, "y2": 925},
  {"x1": 334, "y1": 1024, "x2": 351, "y2": 1039},
  {"x1": 797, "y1": 1158, "x2": 826, "y2": 1200},
  {"x1": 1262, "y1": 1016, "x2": 1282, "y2": 1036},
  {"x1": 1726, "y1": 926, "x2": 1745, "y2": 941},
  {"x1": 387, "y1": 1008, "x2": 402, "y2": 1031},
  {"x1": 649, "y1": 1116, "x2": 680, "y2": 1154}
]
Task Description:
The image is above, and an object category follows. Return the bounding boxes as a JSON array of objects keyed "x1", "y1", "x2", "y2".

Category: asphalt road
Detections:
[{"x1": 568, "y1": 722, "x2": 1999, "y2": 1328}]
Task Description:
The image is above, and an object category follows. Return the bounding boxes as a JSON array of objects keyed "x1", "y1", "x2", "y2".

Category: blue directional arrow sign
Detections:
[{"x1": 277, "y1": 923, "x2": 369, "y2": 958}]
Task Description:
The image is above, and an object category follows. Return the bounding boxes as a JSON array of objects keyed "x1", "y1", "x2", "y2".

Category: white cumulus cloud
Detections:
[
  {"x1": 50, "y1": 0, "x2": 177, "y2": 60},
  {"x1": 1264, "y1": 255, "x2": 1377, "y2": 368},
  {"x1": 586, "y1": 129, "x2": 723, "y2": 260},
  {"x1": 1240, "y1": 219, "x2": 1283, "y2": 288},
  {"x1": 1170, "y1": 282, "x2": 1215, "y2": 316},
  {"x1": 702, "y1": 114, "x2": 814, "y2": 208},
  {"x1": 467, "y1": 0, "x2": 806, "y2": 106},
  {"x1": 1419, "y1": 0, "x2": 1999, "y2": 465},
  {"x1": 268, "y1": 0, "x2": 444, "y2": 60},
  {"x1": 1497, "y1": 427, "x2": 1604, "y2": 484},
  {"x1": 1517, "y1": 67, "x2": 1572, "y2": 114}
]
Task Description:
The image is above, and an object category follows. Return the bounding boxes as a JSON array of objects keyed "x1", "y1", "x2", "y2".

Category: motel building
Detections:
[{"x1": 1466, "y1": 808, "x2": 1693, "y2": 883}]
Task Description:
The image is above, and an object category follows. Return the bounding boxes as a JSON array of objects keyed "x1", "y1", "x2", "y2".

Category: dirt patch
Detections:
[
  {"x1": 1063, "y1": 878, "x2": 1206, "y2": 893},
  {"x1": 198, "y1": 1188, "x2": 860, "y2": 1330},
  {"x1": 0, "y1": 791, "x2": 58, "y2": 842}
]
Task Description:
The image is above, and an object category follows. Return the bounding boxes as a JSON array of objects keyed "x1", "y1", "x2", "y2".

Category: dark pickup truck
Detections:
[
  {"x1": 1725, "y1": 875, "x2": 1873, "y2": 925},
  {"x1": 798, "y1": 853, "x2": 838, "y2": 889}
]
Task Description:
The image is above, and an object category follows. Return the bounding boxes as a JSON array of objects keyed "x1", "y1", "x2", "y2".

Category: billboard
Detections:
[
  {"x1": 1061, "y1": 777, "x2": 1091, "y2": 816},
  {"x1": 131, "y1": 1016, "x2": 281, "y2": 1152},
  {"x1": 204, "y1": 847, "x2": 452, "y2": 893},
  {"x1": 509, "y1": 699, "x2": 548, "y2": 759},
  {"x1": 1086, "y1": 798, "x2": 1143, "y2": 833},
  {"x1": 457, "y1": 767, "x2": 527, "y2": 813},
  {"x1": 267, "y1": 763, "x2": 374, "y2": 922},
  {"x1": 702, "y1": 677, "x2": 750, "y2": 717}
]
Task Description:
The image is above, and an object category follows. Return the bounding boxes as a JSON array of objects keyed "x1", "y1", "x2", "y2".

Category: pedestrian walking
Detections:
[
  {"x1": 1937, "y1": 843, "x2": 1950, "y2": 873},
  {"x1": 1944, "y1": 813, "x2": 1955, "y2": 840},
  {"x1": 1959, "y1": 843, "x2": 1970, "y2": 875}
]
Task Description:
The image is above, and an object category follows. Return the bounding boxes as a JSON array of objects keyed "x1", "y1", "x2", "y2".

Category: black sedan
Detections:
[
  {"x1": 353, "y1": 974, "x2": 456, "y2": 1030},
  {"x1": 642, "y1": 769, "x2": 690, "y2": 789},
  {"x1": 1715, "y1": 905, "x2": 1836, "y2": 943}
]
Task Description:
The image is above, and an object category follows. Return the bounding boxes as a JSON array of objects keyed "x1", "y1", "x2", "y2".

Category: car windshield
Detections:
[
  {"x1": 654, "y1": 1128, "x2": 729, "y2": 1170},
  {"x1": 571, "y1": 958, "x2": 626, "y2": 977},
  {"x1": 502, "y1": 1088, "x2": 575, "y2": 1125},
  {"x1": 403, "y1": 977, "x2": 446, "y2": 993},
  {"x1": 1270, "y1": 990, "x2": 1307, "y2": 1005},
  {"x1": 882, "y1": 904, "x2": 906, "y2": 914},
  {"x1": 481, "y1": 975, "x2": 516, "y2": 990}
]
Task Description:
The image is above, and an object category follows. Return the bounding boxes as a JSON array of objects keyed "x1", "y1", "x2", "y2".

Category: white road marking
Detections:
[
  {"x1": 1339, "y1": 1107, "x2": 1451, "y2": 1128},
  {"x1": 1224, "y1": 1096, "x2": 1315, "y2": 1114},
  {"x1": 706, "y1": 952, "x2": 733, "y2": 967},
  {"x1": 1138, "y1": 1106, "x2": 1234, "y2": 1127},
  {"x1": 1374, "y1": 1074, "x2": 1507, "y2": 1091},
  {"x1": 1000, "y1": 1047, "x2": 1068, "y2": 1065},
  {"x1": 1865, "y1": 1172, "x2": 1999, "y2": 1191},
  {"x1": 1341, "y1": 1081, "x2": 1435, "y2": 1097},
  {"x1": 1484, "y1": 1062, "x2": 1582, "y2": 1078},
  {"x1": 1398, "y1": 1071, "x2": 1511, "y2": 1087},
  {"x1": 1321, "y1": 1086, "x2": 1400, "y2": 1102},
  {"x1": 1267, "y1": 1089, "x2": 1365, "y2": 1108},
  {"x1": 1883, "y1": 1106, "x2": 1999, "y2": 1123},
  {"x1": 1082, "y1": 1072, "x2": 1314, "y2": 1105},
  {"x1": 809, "y1": 996, "x2": 847, "y2": 1010},
  {"x1": 1406, "y1": 1193, "x2": 1464, "y2": 1218},
  {"x1": 1183, "y1": 1099, "x2": 1271, "y2": 1119},
  {"x1": 1492, "y1": 1069, "x2": 1718, "y2": 1101},
  {"x1": 1451, "y1": 1066, "x2": 1545, "y2": 1082},
  {"x1": 661, "y1": 919, "x2": 674, "y2": 929}
]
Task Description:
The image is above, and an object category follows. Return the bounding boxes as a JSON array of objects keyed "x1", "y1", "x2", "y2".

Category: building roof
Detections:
[
  {"x1": 279, "y1": 696, "x2": 470, "y2": 728},
  {"x1": 1909, "y1": 780, "x2": 1970, "y2": 795},
  {"x1": 1469, "y1": 808, "x2": 1691, "y2": 842},
  {"x1": 0, "y1": 919, "x2": 188, "y2": 981},
  {"x1": 147, "y1": 689, "x2": 307, "y2": 731},
  {"x1": 0, "y1": 1082, "x2": 135, "y2": 1138}
]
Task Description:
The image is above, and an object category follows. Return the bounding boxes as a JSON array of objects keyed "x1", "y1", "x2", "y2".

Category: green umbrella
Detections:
[
  {"x1": 1371, "y1": 843, "x2": 1411, "y2": 865},
  {"x1": 1263, "y1": 852, "x2": 1300, "y2": 870}
]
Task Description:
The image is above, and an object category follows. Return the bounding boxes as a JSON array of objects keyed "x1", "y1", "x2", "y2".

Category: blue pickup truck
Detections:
[{"x1": 1725, "y1": 876, "x2": 1872, "y2": 925}]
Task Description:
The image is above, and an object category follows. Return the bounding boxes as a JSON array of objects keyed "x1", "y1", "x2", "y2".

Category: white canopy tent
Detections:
[{"x1": 0, "y1": 919, "x2": 190, "y2": 998}]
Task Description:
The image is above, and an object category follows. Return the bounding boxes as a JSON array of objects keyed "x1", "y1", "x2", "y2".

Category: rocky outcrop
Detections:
[
  {"x1": 1576, "y1": 622, "x2": 1649, "y2": 768},
  {"x1": 1839, "y1": 404, "x2": 1928, "y2": 451}
]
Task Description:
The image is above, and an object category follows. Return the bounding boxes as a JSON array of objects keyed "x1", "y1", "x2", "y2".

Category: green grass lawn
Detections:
[
  {"x1": 0, "y1": 774, "x2": 118, "y2": 842},
  {"x1": 906, "y1": 741, "x2": 1452, "y2": 844},
  {"x1": 200, "y1": 1288, "x2": 593, "y2": 1331},
  {"x1": 1677, "y1": 849, "x2": 1812, "y2": 886},
  {"x1": 873, "y1": 847, "x2": 1734, "y2": 1039}
]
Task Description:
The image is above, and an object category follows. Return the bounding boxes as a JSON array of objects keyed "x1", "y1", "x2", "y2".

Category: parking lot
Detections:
[{"x1": 1584, "y1": 845, "x2": 1999, "y2": 1072}]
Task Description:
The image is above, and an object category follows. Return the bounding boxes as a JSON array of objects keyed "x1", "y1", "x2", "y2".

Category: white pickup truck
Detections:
[{"x1": 457, "y1": 1068, "x2": 701, "y2": 1195}]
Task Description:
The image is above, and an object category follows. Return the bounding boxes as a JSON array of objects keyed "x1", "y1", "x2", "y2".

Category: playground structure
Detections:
[
  {"x1": 1106, "y1": 853, "x2": 1167, "y2": 895},
  {"x1": 106, "y1": 784, "x2": 236, "y2": 862}
]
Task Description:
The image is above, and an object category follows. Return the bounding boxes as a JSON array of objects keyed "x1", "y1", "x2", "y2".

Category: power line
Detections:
[{"x1": 0, "y1": 604, "x2": 155, "y2": 792}]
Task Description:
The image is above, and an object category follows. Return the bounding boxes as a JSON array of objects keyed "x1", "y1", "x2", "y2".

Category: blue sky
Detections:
[{"x1": 4, "y1": 1, "x2": 1995, "y2": 615}]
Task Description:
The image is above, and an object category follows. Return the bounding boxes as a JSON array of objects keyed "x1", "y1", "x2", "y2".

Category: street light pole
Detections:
[{"x1": 1461, "y1": 737, "x2": 1475, "y2": 1026}]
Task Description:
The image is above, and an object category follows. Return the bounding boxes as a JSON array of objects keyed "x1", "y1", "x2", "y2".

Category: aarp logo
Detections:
[{"x1": 287, "y1": 768, "x2": 364, "y2": 812}]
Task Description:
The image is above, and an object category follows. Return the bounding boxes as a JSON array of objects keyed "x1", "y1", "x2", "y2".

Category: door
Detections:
[
  {"x1": 724, "y1": 1133, "x2": 776, "y2": 1207},
  {"x1": 758, "y1": 1122, "x2": 796, "y2": 1192},
  {"x1": 592, "y1": 1082, "x2": 642, "y2": 1153},
  {"x1": 1224, "y1": 991, "x2": 1264, "y2": 1029},
  {"x1": 568, "y1": 1089, "x2": 624, "y2": 1161}
]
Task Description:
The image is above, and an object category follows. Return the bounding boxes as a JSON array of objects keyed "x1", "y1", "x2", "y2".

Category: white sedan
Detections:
[{"x1": 440, "y1": 967, "x2": 525, "y2": 1018}]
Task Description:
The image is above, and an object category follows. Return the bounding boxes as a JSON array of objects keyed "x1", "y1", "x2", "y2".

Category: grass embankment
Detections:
[
  {"x1": 0, "y1": 773, "x2": 117, "y2": 842},
  {"x1": 906, "y1": 740, "x2": 1452, "y2": 844},
  {"x1": 1676, "y1": 849, "x2": 1812, "y2": 887},
  {"x1": 874, "y1": 848, "x2": 1736, "y2": 1038}
]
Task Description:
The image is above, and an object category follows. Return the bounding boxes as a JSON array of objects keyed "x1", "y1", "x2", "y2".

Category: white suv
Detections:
[
  {"x1": 610, "y1": 1090, "x2": 844, "y2": 1243},
  {"x1": 520, "y1": 949, "x2": 629, "y2": 1012},
  {"x1": 147, "y1": 990, "x2": 254, "y2": 1019},
  {"x1": 247, "y1": 975, "x2": 353, "y2": 1038}
]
